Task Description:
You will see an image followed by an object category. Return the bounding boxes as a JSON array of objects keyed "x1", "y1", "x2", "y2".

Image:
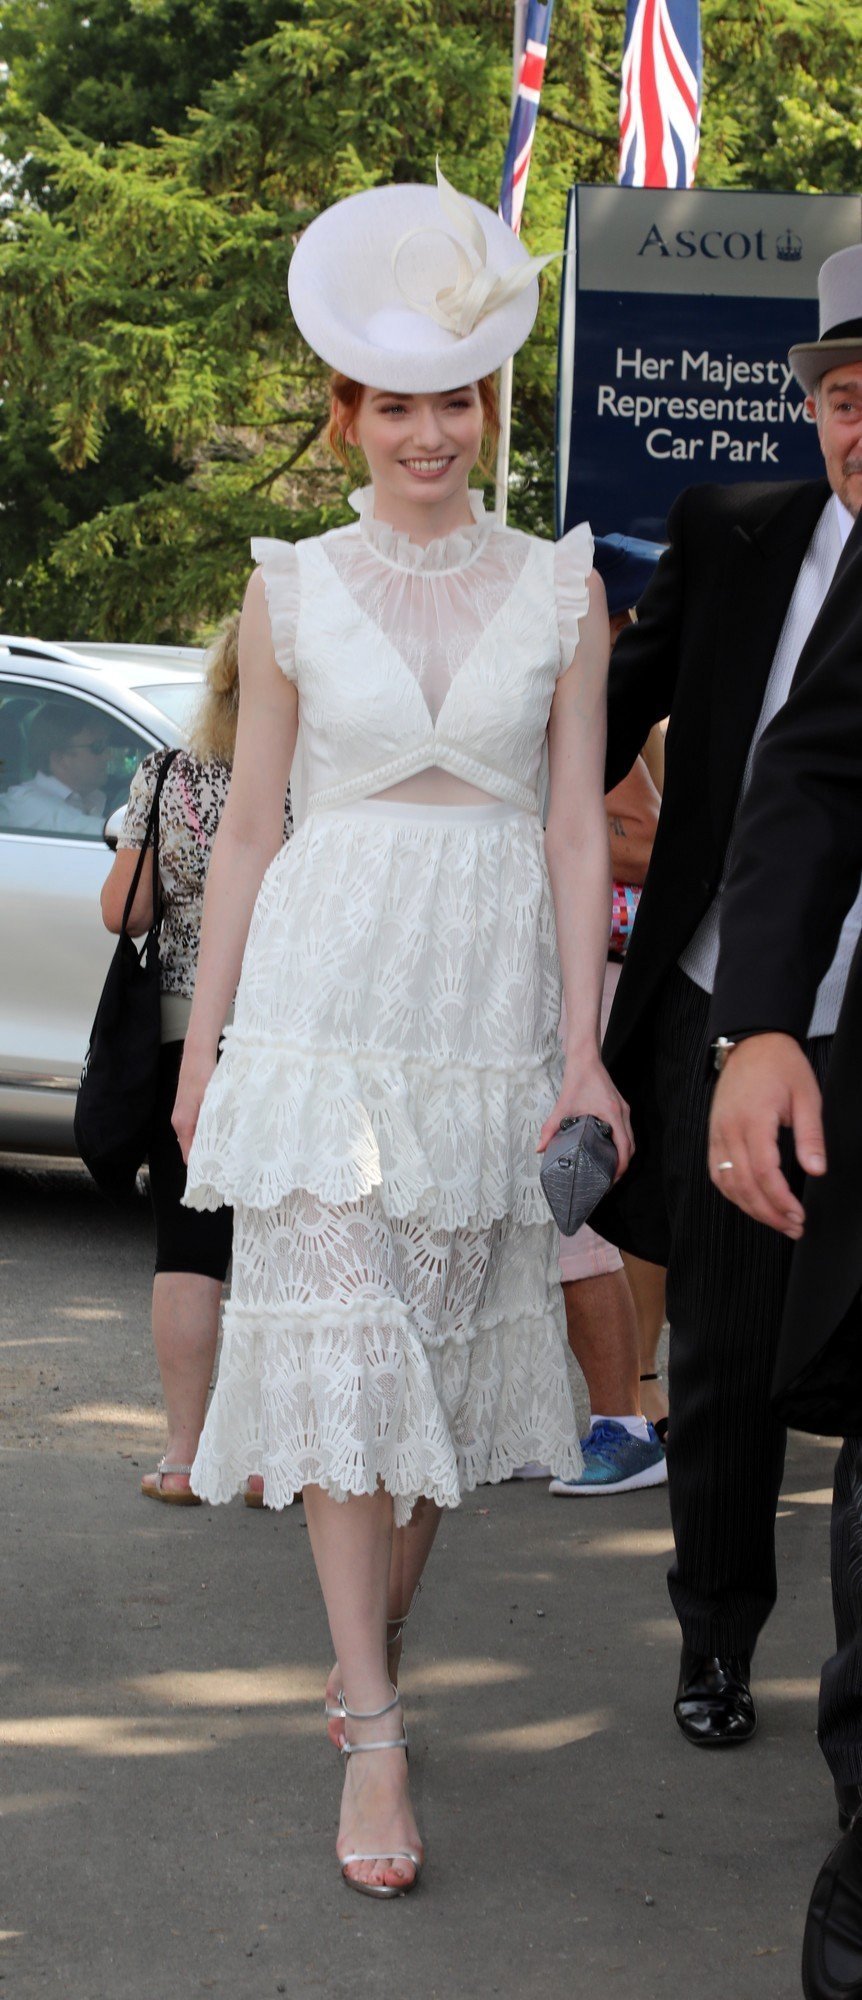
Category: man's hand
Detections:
[{"x1": 708, "y1": 1033, "x2": 827, "y2": 1238}]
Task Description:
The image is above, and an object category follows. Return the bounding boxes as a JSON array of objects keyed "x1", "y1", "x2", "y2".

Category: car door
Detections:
[{"x1": 0, "y1": 676, "x2": 163, "y2": 1153}]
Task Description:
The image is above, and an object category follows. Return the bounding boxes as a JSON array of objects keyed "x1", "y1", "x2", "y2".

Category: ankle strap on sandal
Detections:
[
  {"x1": 338, "y1": 1685, "x2": 400, "y2": 1723},
  {"x1": 386, "y1": 1581, "x2": 421, "y2": 1643},
  {"x1": 338, "y1": 1686, "x2": 407, "y2": 1759}
]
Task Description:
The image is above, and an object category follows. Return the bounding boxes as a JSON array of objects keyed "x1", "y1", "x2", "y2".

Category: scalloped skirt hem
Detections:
[
  {"x1": 190, "y1": 1447, "x2": 582, "y2": 1526},
  {"x1": 183, "y1": 1043, "x2": 563, "y2": 1228},
  {"x1": 190, "y1": 1296, "x2": 583, "y2": 1528}
]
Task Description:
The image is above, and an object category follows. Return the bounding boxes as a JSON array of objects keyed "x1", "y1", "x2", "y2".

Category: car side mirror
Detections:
[{"x1": 103, "y1": 804, "x2": 127, "y2": 851}]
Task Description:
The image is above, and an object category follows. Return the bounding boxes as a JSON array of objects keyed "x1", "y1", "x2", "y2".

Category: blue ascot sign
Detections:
[{"x1": 556, "y1": 186, "x2": 862, "y2": 539}]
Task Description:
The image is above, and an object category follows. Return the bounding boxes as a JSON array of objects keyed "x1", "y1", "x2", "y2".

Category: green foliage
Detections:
[
  {"x1": 0, "y1": 0, "x2": 859, "y2": 637},
  {"x1": 698, "y1": 0, "x2": 862, "y2": 191},
  {"x1": 0, "y1": 0, "x2": 290, "y2": 159}
]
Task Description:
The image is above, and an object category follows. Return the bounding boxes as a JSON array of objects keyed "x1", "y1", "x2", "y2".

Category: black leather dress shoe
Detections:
[
  {"x1": 803, "y1": 1818, "x2": 862, "y2": 1999},
  {"x1": 673, "y1": 1647, "x2": 757, "y2": 1747}
]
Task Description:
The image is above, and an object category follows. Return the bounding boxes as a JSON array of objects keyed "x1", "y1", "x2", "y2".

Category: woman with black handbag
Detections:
[{"x1": 100, "y1": 616, "x2": 292, "y2": 1504}]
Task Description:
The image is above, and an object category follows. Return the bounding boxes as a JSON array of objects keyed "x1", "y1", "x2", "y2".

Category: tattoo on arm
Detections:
[{"x1": 609, "y1": 816, "x2": 627, "y2": 838}]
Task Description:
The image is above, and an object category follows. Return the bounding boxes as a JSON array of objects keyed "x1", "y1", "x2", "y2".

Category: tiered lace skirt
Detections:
[{"x1": 185, "y1": 801, "x2": 582, "y2": 1520}]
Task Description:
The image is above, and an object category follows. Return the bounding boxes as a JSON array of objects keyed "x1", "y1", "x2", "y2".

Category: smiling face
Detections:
[
  {"x1": 343, "y1": 385, "x2": 485, "y2": 517},
  {"x1": 809, "y1": 363, "x2": 862, "y2": 517}
]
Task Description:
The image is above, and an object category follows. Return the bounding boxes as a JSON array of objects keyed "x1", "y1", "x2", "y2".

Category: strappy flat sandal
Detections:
[
  {"x1": 640, "y1": 1373, "x2": 669, "y2": 1448},
  {"x1": 338, "y1": 1689, "x2": 422, "y2": 1900},
  {"x1": 141, "y1": 1459, "x2": 201, "y2": 1506},
  {"x1": 325, "y1": 1583, "x2": 422, "y2": 1741}
]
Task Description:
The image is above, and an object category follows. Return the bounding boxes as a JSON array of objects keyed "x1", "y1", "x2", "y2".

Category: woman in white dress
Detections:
[{"x1": 173, "y1": 169, "x2": 633, "y2": 1899}]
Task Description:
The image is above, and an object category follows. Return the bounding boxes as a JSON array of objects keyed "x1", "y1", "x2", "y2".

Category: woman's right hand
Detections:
[{"x1": 172, "y1": 1045, "x2": 217, "y2": 1164}]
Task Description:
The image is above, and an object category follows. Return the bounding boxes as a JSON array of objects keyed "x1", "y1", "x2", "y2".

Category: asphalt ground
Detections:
[{"x1": 0, "y1": 1155, "x2": 841, "y2": 2000}]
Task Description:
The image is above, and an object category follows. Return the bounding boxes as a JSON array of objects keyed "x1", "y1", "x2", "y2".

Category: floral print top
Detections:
[{"x1": 119, "y1": 750, "x2": 293, "y2": 999}]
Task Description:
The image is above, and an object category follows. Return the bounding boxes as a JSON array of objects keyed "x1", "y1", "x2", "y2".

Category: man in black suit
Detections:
[
  {"x1": 594, "y1": 243, "x2": 862, "y2": 1747},
  {"x1": 707, "y1": 519, "x2": 862, "y2": 2000}
]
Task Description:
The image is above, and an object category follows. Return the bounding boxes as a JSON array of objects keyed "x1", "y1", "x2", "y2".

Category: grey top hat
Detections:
[{"x1": 789, "y1": 243, "x2": 862, "y2": 395}]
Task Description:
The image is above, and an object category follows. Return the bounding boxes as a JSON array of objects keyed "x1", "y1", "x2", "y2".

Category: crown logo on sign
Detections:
[{"x1": 776, "y1": 229, "x2": 803, "y2": 263}]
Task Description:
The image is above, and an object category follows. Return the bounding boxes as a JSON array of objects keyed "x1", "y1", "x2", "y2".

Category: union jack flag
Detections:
[
  {"x1": 618, "y1": 0, "x2": 702, "y2": 189},
  {"x1": 499, "y1": 0, "x2": 555, "y2": 236}
]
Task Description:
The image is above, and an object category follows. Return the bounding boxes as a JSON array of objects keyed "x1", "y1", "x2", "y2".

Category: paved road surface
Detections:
[{"x1": 0, "y1": 1157, "x2": 839, "y2": 1999}]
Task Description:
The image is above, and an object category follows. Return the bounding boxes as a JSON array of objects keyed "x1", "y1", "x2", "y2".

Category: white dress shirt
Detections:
[
  {"x1": 0, "y1": 769, "x2": 107, "y2": 836},
  {"x1": 679, "y1": 493, "x2": 860, "y2": 1036}
]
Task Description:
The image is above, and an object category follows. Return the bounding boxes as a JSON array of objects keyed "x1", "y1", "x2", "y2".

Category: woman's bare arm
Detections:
[
  {"x1": 100, "y1": 846, "x2": 155, "y2": 935},
  {"x1": 172, "y1": 568, "x2": 298, "y2": 1161},
  {"x1": 543, "y1": 573, "x2": 634, "y2": 1173}
]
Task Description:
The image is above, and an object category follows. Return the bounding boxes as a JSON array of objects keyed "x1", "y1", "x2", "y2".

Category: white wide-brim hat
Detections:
[
  {"x1": 789, "y1": 243, "x2": 862, "y2": 394},
  {"x1": 287, "y1": 164, "x2": 553, "y2": 393}
]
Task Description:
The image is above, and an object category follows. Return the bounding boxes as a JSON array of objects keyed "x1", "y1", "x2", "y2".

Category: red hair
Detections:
[{"x1": 328, "y1": 372, "x2": 500, "y2": 477}]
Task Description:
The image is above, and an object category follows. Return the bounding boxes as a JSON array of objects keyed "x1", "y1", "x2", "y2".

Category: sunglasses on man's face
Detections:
[{"x1": 70, "y1": 737, "x2": 110, "y2": 754}]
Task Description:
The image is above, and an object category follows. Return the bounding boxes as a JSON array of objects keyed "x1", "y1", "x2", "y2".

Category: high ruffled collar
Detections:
[{"x1": 349, "y1": 485, "x2": 494, "y2": 573}]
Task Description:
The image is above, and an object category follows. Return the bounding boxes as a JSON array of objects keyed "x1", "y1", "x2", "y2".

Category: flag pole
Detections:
[{"x1": 494, "y1": 0, "x2": 528, "y2": 525}]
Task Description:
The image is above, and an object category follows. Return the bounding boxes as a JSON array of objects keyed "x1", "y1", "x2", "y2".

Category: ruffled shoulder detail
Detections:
[
  {"x1": 250, "y1": 537, "x2": 300, "y2": 685},
  {"x1": 553, "y1": 520, "x2": 595, "y2": 676}
]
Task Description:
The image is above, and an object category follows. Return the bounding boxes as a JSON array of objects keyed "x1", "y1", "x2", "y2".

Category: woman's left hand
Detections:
[{"x1": 537, "y1": 1058, "x2": 634, "y2": 1181}]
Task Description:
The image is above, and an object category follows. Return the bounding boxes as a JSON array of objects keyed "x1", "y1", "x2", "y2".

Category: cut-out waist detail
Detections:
[
  {"x1": 317, "y1": 799, "x2": 533, "y2": 826},
  {"x1": 369, "y1": 767, "x2": 499, "y2": 808},
  {"x1": 304, "y1": 744, "x2": 540, "y2": 817}
]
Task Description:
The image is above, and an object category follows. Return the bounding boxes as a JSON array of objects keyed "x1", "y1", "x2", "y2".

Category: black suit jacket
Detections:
[
  {"x1": 708, "y1": 518, "x2": 862, "y2": 1433},
  {"x1": 594, "y1": 474, "x2": 832, "y2": 1264}
]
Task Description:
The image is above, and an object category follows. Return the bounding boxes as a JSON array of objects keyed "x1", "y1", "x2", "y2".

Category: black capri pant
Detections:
[{"x1": 148, "y1": 1041, "x2": 233, "y2": 1281}]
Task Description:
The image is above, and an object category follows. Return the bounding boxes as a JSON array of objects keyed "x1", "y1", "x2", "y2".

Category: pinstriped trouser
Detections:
[
  {"x1": 655, "y1": 968, "x2": 832, "y2": 1658},
  {"x1": 820, "y1": 1435, "x2": 862, "y2": 1787}
]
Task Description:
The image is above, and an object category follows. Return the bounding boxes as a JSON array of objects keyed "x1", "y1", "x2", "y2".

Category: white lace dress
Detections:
[{"x1": 185, "y1": 488, "x2": 594, "y2": 1521}]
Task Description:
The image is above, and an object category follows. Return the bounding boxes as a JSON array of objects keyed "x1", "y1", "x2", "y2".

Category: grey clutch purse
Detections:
[{"x1": 539, "y1": 1114, "x2": 618, "y2": 1236}]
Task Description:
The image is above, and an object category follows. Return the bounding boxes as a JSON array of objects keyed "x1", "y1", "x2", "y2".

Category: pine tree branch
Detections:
[
  {"x1": 542, "y1": 106, "x2": 617, "y2": 147},
  {"x1": 245, "y1": 416, "x2": 327, "y2": 491},
  {"x1": 590, "y1": 53, "x2": 625, "y2": 83}
]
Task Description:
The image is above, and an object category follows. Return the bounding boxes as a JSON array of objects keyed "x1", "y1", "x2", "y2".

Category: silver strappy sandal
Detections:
[
  {"x1": 338, "y1": 1689, "x2": 423, "y2": 1900},
  {"x1": 324, "y1": 1582, "x2": 422, "y2": 1738}
]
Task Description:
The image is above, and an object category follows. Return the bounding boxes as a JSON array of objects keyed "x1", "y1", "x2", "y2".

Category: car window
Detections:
[
  {"x1": 133, "y1": 680, "x2": 201, "y2": 731},
  {"x1": 0, "y1": 686, "x2": 153, "y2": 840}
]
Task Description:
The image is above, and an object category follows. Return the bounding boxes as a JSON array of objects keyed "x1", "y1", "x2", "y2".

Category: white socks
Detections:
[{"x1": 591, "y1": 1414, "x2": 651, "y2": 1441}]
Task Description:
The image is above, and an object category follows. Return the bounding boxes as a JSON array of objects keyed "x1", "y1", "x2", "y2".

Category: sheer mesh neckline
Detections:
[{"x1": 348, "y1": 485, "x2": 494, "y2": 575}]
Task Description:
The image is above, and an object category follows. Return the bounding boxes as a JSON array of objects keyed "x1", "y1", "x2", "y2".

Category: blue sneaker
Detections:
[{"x1": 549, "y1": 1419, "x2": 668, "y2": 1496}]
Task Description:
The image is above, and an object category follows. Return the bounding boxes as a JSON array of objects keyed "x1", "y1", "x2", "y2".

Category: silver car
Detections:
[{"x1": 0, "y1": 635, "x2": 204, "y2": 1155}]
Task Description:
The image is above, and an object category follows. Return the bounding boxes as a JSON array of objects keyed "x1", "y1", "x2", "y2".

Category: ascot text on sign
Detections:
[{"x1": 556, "y1": 185, "x2": 862, "y2": 538}]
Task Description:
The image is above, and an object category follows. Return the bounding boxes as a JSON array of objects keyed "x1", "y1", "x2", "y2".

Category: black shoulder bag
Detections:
[{"x1": 74, "y1": 749, "x2": 180, "y2": 1197}]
